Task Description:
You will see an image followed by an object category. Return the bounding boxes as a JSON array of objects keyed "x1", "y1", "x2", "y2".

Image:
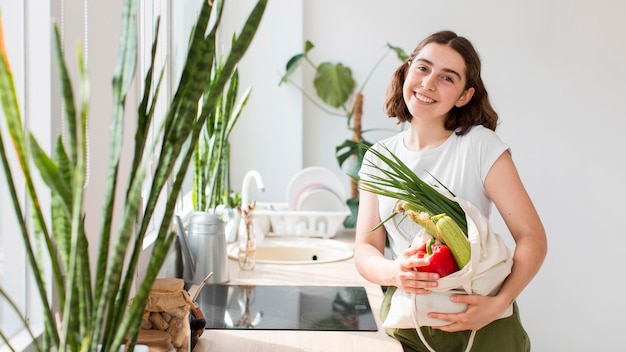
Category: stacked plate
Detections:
[{"x1": 286, "y1": 166, "x2": 346, "y2": 212}]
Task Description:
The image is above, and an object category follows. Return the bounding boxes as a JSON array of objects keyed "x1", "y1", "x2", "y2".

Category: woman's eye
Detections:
[{"x1": 442, "y1": 75, "x2": 454, "y2": 83}]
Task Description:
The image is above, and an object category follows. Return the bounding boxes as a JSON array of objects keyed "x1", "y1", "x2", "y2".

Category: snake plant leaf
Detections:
[
  {"x1": 132, "y1": 17, "x2": 164, "y2": 178},
  {"x1": 223, "y1": 66, "x2": 239, "y2": 120},
  {"x1": 314, "y1": 62, "x2": 355, "y2": 109},
  {"x1": 51, "y1": 25, "x2": 79, "y2": 165},
  {"x1": 49, "y1": 137, "x2": 74, "y2": 271},
  {"x1": 225, "y1": 85, "x2": 251, "y2": 136},
  {"x1": 0, "y1": 44, "x2": 28, "y2": 175},
  {"x1": 29, "y1": 134, "x2": 73, "y2": 212}
]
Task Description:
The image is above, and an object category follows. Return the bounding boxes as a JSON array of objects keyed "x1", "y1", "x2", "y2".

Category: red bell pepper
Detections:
[{"x1": 413, "y1": 238, "x2": 459, "y2": 277}]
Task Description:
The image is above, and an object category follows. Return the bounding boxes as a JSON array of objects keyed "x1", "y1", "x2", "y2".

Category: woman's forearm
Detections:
[{"x1": 496, "y1": 233, "x2": 547, "y2": 307}]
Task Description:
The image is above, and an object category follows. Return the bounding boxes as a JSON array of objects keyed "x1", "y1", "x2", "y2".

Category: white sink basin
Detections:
[{"x1": 227, "y1": 237, "x2": 353, "y2": 264}]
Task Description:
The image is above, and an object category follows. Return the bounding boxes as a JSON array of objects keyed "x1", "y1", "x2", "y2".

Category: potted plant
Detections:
[
  {"x1": 0, "y1": 0, "x2": 266, "y2": 351},
  {"x1": 192, "y1": 39, "x2": 251, "y2": 213},
  {"x1": 190, "y1": 36, "x2": 254, "y2": 249},
  {"x1": 279, "y1": 41, "x2": 407, "y2": 227}
]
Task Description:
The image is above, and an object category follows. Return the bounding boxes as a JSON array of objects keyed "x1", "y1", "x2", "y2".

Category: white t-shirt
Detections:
[{"x1": 359, "y1": 125, "x2": 509, "y2": 259}]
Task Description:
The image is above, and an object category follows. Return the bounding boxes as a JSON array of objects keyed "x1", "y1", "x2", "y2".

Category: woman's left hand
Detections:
[{"x1": 427, "y1": 294, "x2": 510, "y2": 332}]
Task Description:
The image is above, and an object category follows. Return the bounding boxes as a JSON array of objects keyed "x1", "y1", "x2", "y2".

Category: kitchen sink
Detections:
[{"x1": 227, "y1": 237, "x2": 353, "y2": 264}]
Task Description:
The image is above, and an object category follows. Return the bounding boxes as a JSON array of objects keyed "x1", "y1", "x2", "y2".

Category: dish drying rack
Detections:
[{"x1": 254, "y1": 202, "x2": 350, "y2": 238}]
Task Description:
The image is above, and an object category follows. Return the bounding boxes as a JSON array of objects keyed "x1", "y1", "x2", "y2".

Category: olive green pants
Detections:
[{"x1": 381, "y1": 286, "x2": 530, "y2": 352}]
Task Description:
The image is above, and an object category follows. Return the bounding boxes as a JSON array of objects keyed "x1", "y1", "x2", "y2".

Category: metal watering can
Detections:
[{"x1": 175, "y1": 212, "x2": 230, "y2": 285}]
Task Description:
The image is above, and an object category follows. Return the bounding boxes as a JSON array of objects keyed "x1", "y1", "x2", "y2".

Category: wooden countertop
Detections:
[{"x1": 192, "y1": 231, "x2": 402, "y2": 352}]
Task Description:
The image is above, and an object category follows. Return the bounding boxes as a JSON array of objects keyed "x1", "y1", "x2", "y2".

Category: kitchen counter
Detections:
[{"x1": 191, "y1": 230, "x2": 402, "y2": 352}]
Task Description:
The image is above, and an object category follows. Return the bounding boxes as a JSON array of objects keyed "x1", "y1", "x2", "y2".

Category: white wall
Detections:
[
  {"x1": 229, "y1": 1, "x2": 626, "y2": 351},
  {"x1": 224, "y1": 0, "x2": 304, "y2": 205}
]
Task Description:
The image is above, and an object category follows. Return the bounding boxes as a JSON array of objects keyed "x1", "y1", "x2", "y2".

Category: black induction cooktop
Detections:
[{"x1": 196, "y1": 284, "x2": 378, "y2": 331}]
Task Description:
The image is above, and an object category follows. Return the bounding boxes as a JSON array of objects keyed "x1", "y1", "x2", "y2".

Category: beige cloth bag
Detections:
[{"x1": 382, "y1": 195, "x2": 514, "y2": 351}]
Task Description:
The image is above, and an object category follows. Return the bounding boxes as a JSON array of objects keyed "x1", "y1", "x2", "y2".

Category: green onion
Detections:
[{"x1": 359, "y1": 144, "x2": 467, "y2": 234}]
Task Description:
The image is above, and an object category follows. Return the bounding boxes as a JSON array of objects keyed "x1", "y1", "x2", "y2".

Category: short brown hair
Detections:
[{"x1": 384, "y1": 30, "x2": 499, "y2": 134}]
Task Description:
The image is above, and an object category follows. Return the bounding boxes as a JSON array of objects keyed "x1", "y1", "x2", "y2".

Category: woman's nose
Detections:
[{"x1": 421, "y1": 74, "x2": 436, "y2": 91}]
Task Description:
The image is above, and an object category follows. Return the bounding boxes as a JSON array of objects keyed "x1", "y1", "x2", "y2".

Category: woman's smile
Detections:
[{"x1": 413, "y1": 91, "x2": 436, "y2": 104}]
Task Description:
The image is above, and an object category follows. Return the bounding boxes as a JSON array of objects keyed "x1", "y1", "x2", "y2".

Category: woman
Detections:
[{"x1": 355, "y1": 30, "x2": 547, "y2": 351}]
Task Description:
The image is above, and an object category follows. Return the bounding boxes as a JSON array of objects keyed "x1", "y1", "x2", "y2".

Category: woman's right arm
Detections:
[{"x1": 354, "y1": 190, "x2": 439, "y2": 293}]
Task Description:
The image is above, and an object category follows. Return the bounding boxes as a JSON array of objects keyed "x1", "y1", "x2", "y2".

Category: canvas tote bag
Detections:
[{"x1": 382, "y1": 194, "x2": 514, "y2": 352}]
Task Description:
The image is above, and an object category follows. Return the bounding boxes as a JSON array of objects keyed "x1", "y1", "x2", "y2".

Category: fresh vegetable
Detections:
[
  {"x1": 432, "y1": 214, "x2": 471, "y2": 269},
  {"x1": 358, "y1": 144, "x2": 471, "y2": 269},
  {"x1": 396, "y1": 200, "x2": 438, "y2": 237},
  {"x1": 359, "y1": 144, "x2": 468, "y2": 234},
  {"x1": 398, "y1": 202, "x2": 471, "y2": 270},
  {"x1": 414, "y1": 238, "x2": 459, "y2": 277}
]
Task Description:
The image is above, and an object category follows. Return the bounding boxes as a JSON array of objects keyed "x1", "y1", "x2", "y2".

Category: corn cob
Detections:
[
  {"x1": 432, "y1": 214, "x2": 470, "y2": 269},
  {"x1": 396, "y1": 200, "x2": 439, "y2": 237}
]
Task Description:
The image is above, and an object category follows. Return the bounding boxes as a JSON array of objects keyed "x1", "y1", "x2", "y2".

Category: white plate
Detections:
[
  {"x1": 296, "y1": 186, "x2": 344, "y2": 212},
  {"x1": 286, "y1": 166, "x2": 346, "y2": 210}
]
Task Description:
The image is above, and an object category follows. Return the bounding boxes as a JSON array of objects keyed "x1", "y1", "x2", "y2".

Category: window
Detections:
[
  {"x1": 134, "y1": 0, "x2": 173, "y2": 284},
  {"x1": 137, "y1": 0, "x2": 170, "y2": 243},
  {"x1": 0, "y1": 0, "x2": 51, "y2": 345}
]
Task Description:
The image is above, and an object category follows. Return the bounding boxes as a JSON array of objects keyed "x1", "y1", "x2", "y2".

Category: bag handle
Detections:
[{"x1": 410, "y1": 295, "x2": 476, "y2": 352}]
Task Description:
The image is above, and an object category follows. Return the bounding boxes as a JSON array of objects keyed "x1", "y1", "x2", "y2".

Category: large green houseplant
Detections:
[
  {"x1": 279, "y1": 41, "x2": 407, "y2": 227},
  {"x1": 0, "y1": 0, "x2": 266, "y2": 351}
]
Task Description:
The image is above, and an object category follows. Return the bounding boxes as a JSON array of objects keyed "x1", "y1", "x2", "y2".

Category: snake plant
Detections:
[
  {"x1": 0, "y1": 0, "x2": 266, "y2": 351},
  {"x1": 192, "y1": 36, "x2": 252, "y2": 212}
]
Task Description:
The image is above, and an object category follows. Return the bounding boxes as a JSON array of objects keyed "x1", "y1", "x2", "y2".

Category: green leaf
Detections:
[
  {"x1": 335, "y1": 138, "x2": 370, "y2": 169},
  {"x1": 304, "y1": 40, "x2": 314, "y2": 53},
  {"x1": 342, "y1": 197, "x2": 359, "y2": 228},
  {"x1": 29, "y1": 134, "x2": 73, "y2": 212},
  {"x1": 278, "y1": 40, "x2": 315, "y2": 85},
  {"x1": 387, "y1": 42, "x2": 409, "y2": 62},
  {"x1": 52, "y1": 25, "x2": 79, "y2": 166},
  {"x1": 314, "y1": 62, "x2": 355, "y2": 109},
  {"x1": 279, "y1": 53, "x2": 306, "y2": 85}
]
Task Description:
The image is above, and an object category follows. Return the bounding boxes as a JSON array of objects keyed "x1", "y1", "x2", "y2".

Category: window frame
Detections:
[{"x1": 0, "y1": 0, "x2": 52, "y2": 346}]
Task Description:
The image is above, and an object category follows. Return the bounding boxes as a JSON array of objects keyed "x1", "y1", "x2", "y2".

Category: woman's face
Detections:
[{"x1": 403, "y1": 43, "x2": 474, "y2": 123}]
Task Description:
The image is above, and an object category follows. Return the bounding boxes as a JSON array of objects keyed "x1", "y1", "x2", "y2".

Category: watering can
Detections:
[{"x1": 175, "y1": 212, "x2": 230, "y2": 285}]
